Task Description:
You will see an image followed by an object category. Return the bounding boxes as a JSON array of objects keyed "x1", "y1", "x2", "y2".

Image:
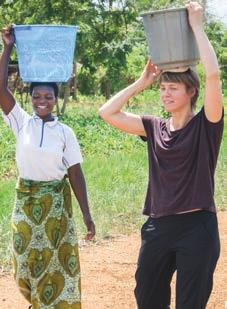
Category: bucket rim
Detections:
[
  {"x1": 140, "y1": 7, "x2": 186, "y2": 17},
  {"x1": 13, "y1": 24, "x2": 79, "y2": 30}
]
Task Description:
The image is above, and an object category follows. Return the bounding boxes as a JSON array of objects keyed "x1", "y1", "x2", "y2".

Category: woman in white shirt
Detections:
[{"x1": 0, "y1": 26, "x2": 95, "y2": 309}]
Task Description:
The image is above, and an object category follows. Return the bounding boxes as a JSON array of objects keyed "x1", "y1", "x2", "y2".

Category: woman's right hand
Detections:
[
  {"x1": 1, "y1": 25, "x2": 15, "y2": 48},
  {"x1": 99, "y1": 59, "x2": 160, "y2": 137},
  {"x1": 186, "y1": 2, "x2": 204, "y2": 32},
  {"x1": 136, "y1": 59, "x2": 161, "y2": 91}
]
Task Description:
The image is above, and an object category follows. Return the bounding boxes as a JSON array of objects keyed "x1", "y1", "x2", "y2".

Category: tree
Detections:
[
  {"x1": 0, "y1": 0, "x2": 94, "y2": 113},
  {"x1": 77, "y1": 0, "x2": 137, "y2": 98},
  {"x1": 0, "y1": 0, "x2": 226, "y2": 101},
  {"x1": 0, "y1": 0, "x2": 137, "y2": 99}
]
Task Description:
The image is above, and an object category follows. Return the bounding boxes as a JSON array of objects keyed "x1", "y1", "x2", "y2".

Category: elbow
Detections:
[
  {"x1": 98, "y1": 107, "x2": 109, "y2": 121},
  {"x1": 0, "y1": 84, "x2": 5, "y2": 92},
  {"x1": 99, "y1": 103, "x2": 119, "y2": 123},
  {"x1": 0, "y1": 84, "x2": 9, "y2": 94}
]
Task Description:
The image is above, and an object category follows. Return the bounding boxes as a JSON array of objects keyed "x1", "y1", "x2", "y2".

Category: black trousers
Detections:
[{"x1": 134, "y1": 210, "x2": 220, "y2": 309}]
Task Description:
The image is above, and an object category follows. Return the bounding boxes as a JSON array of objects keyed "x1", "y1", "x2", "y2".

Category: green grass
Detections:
[
  {"x1": 0, "y1": 124, "x2": 17, "y2": 178},
  {"x1": 0, "y1": 180, "x2": 15, "y2": 218},
  {"x1": 0, "y1": 180, "x2": 16, "y2": 270},
  {"x1": 215, "y1": 103, "x2": 227, "y2": 210},
  {"x1": 81, "y1": 149, "x2": 148, "y2": 237}
]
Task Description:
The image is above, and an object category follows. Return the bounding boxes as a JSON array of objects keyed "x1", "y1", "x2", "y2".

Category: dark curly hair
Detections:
[{"x1": 29, "y1": 82, "x2": 59, "y2": 97}]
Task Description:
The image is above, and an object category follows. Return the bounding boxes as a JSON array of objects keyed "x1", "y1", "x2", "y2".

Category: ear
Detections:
[{"x1": 188, "y1": 87, "x2": 196, "y2": 98}]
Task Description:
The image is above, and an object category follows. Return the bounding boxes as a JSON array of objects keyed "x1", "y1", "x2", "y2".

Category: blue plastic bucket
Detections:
[{"x1": 14, "y1": 25, "x2": 78, "y2": 82}]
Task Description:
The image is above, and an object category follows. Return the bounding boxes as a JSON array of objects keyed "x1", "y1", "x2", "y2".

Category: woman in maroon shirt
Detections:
[{"x1": 99, "y1": 2, "x2": 223, "y2": 309}]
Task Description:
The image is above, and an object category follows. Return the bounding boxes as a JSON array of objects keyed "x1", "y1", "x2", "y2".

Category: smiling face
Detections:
[
  {"x1": 31, "y1": 86, "x2": 56, "y2": 119},
  {"x1": 159, "y1": 69, "x2": 200, "y2": 112},
  {"x1": 160, "y1": 82, "x2": 194, "y2": 113}
]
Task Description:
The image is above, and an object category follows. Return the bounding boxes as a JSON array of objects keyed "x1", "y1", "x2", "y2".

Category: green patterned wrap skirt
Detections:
[{"x1": 12, "y1": 177, "x2": 81, "y2": 309}]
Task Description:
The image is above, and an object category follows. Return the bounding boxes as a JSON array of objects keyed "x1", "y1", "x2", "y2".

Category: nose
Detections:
[
  {"x1": 162, "y1": 89, "x2": 171, "y2": 97},
  {"x1": 38, "y1": 97, "x2": 45, "y2": 103}
]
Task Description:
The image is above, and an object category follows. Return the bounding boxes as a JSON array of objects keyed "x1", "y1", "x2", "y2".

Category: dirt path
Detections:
[{"x1": 0, "y1": 211, "x2": 227, "y2": 309}]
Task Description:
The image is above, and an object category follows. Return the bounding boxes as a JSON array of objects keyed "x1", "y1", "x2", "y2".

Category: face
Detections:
[
  {"x1": 31, "y1": 86, "x2": 56, "y2": 119},
  {"x1": 160, "y1": 82, "x2": 193, "y2": 113}
]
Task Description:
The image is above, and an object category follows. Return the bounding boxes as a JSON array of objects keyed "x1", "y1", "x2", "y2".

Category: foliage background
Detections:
[{"x1": 0, "y1": 0, "x2": 226, "y2": 99}]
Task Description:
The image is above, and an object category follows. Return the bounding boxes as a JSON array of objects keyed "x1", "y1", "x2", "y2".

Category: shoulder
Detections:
[
  {"x1": 141, "y1": 114, "x2": 165, "y2": 128},
  {"x1": 141, "y1": 114, "x2": 162, "y2": 122},
  {"x1": 199, "y1": 106, "x2": 224, "y2": 127},
  {"x1": 2, "y1": 102, "x2": 31, "y2": 134},
  {"x1": 10, "y1": 102, "x2": 30, "y2": 118},
  {"x1": 141, "y1": 114, "x2": 165, "y2": 140},
  {"x1": 57, "y1": 121, "x2": 77, "y2": 138}
]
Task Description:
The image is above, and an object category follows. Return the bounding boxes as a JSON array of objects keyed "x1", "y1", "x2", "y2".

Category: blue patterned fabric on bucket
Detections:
[{"x1": 14, "y1": 25, "x2": 78, "y2": 82}]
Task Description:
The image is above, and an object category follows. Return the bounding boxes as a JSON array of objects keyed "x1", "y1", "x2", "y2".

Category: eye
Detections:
[
  {"x1": 32, "y1": 95, "x2": 40, "y2": 100},
  {"x1": 46, "y1": 96, "x2": 54, "y2": 100}
]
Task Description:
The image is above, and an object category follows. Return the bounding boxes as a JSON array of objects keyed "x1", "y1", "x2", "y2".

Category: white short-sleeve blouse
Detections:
[{"x1": 3, "y1": 103, "x2": 83, "y2": 181}]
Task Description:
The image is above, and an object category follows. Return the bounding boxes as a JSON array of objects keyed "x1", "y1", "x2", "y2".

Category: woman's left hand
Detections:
[
  {"x1": 137, "y1": 59, "x2": 161, "y2": 91},
  {"x1": 186, "y1": 2, "x2": 204, "y2": 30},
  {"x1": 83, "y1": 216, "x2": 96, "y2": 240}
]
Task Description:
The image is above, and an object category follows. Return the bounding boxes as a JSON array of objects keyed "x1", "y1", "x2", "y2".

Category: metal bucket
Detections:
[
  {"x1": 14, "y1": 25, "x2": 78, "y2": 82},
  {"x1": 141, "y1": 8, "x2": 199, "y2": 70}
]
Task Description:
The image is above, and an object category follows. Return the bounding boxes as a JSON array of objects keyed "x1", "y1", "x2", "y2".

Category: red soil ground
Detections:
[{"x1": 0, "y1": 211, "x2": 227, "y2": 309}]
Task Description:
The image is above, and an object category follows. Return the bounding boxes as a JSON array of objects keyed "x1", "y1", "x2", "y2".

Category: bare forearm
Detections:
[
  {"x1": 98, "y1": 59, "x2": 159, "y2": 135},
  {"x1": 186, "y1": 1, "x2": 223, "y2": 121},
  {"x1": 0, "y1": 46, "x2": 15, "y2": 113},
  {"x1": 193, "y1": 27, "x2": 220, "y2": 77},
  {"x1": 73, "y1": 180, "x2": 91, "y2": 218},
  {"x1": 68, "y1": 166, "x2": 92, "y2": 219},
  {"x1": 99, "y1": 79, "x2": 144, "y2": 119},
  {"x1": 0, "y1": 47, "x2": 12, "y2": 89},
  {"x1": 68, "y1": 164, "x2": 95, "y2": 239}
]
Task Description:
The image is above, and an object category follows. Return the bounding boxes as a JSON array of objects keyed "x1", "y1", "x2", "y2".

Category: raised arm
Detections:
[
  {"x1": 0, "y1": 26, "x2": 16, "y2": 115},
  {"x1": 99, "y1": 60, "x2": 160, "y2": 136},
  {"x1": 186, "y1": 2, "x2": 223, "y2": 122}
]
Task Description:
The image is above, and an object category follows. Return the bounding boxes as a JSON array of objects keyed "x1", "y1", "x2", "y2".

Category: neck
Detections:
[
  {"x1": 37, "y1": 113, "x2": 55, "y2": 122},
  {"x1": 170, "y1": 108, "x2": 194, "y2": 131}
]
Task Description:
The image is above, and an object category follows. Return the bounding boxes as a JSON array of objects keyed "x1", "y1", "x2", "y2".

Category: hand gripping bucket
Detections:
[
  {"x1": 14, "y1": 25, "x2": 79, "y2": 82},
  {"x1": 141, "y1": 8, "x2": 199, "y2": 70}
]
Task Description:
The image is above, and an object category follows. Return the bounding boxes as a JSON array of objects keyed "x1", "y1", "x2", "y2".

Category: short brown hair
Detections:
[{"x1": 159, "y1": 69, "x2": 200, "y2": 109}]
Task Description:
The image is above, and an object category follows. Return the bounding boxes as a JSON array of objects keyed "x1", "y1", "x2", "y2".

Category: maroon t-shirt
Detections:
[{"x1": 141, "y1": 107, "x2": 224, "y2": 218}]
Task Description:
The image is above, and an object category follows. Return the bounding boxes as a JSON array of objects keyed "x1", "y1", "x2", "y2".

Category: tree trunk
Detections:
[
  {"x1": 55, "y1": 100, "x2": 60, "y2": 116},
  {"x1": 13, "y1": 72, "x2": 19, "y2": 94},
  {"x1": 104, "y1": 79, "x2": 111, "y2": 99},
  {"x1": 61, "y1": 79, "x2": 71, "y2": 115},
  {"x1": 73, "y1": 62, "x2": 77, "y2": 101}
]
